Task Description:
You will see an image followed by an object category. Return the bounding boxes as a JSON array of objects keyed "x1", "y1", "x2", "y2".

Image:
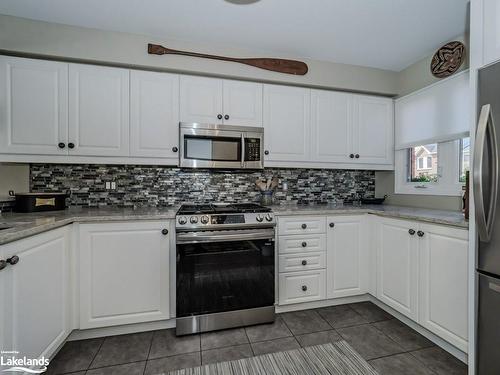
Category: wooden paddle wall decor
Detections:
[{"x1": 148, "y1": 43, "x2": 308, "y2": 75}]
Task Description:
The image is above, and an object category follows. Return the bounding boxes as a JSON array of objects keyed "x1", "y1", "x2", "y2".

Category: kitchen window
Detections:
[{"x1": 395, "y1": 137, "x2": 469, "y2": 196}]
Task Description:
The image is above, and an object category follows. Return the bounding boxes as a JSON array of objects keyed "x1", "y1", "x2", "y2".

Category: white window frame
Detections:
[{"x1": 395, "y1": 139, "x2": 465, "y2": 196}]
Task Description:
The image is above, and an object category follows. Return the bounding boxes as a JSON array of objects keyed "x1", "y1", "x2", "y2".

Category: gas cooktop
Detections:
[
  {"x1": 177, "y1": 202, "x2": 272, "y2": 215},
  {"x1": 176, "y1": 202, "x2": 274, "y2": 230}
]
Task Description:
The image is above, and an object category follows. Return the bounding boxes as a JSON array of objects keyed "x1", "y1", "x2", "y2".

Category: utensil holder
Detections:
[{"x1": 260, "y1": 190, "x2": 274, "y2": 206}]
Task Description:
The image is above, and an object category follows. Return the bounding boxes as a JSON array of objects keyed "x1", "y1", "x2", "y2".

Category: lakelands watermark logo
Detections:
[{"x1": 1, "y1": 351, "x2": 49, "y2": 373}]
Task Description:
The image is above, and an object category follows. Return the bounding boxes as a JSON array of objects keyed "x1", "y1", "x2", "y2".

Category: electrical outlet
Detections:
[
  {"x1": 111, "y1": 181, "x2": 116, "y2": 190},
  {"x1": 105, "y1": 182, "x2": 111, "y2": 190}
]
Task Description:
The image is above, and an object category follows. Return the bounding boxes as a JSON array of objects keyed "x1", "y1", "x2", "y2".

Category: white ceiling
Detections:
[{"x1": 0, "y1": 0, "x2": 469, "y2": 71}]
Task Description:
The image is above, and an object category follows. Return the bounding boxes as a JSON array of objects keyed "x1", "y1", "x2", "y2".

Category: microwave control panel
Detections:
[{"x1": 245, "y1": 138, "x2": 261, "y2": 161}]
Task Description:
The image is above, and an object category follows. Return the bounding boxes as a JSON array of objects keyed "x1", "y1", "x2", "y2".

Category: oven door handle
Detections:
[{"x1": 176, "y1": 229, "x2": 275, "y2": 244}]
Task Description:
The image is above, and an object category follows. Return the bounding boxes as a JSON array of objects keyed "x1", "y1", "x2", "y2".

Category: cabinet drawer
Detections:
[
  {"x1": 279, "y1": 251, "x2": 326, "y2": 272},
  {"x1": 278, "y1": 216, "x2": 326, "y2": 235},
  {"x1": 278, "y1": 270, "x2": 326, "y2": 305},
  {"x1": 278, "y1": 234, "x2": 326, "y2": 254}
]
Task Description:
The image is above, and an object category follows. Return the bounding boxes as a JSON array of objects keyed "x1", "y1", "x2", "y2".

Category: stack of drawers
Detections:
[{"x1": 277, "y1": 216, "x2": 327, "y2": 305}]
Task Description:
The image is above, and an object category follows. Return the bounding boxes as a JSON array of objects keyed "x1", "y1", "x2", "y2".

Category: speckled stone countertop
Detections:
[
  {"x1": 0, "y1": 207, "x2": 178, "y2": 245},
  {"x1": 0, "y1": 204, "x2": 467, "y2": 245},
  {"x1": 272, "y1": 204, "x2": 468, "y2": 229}
]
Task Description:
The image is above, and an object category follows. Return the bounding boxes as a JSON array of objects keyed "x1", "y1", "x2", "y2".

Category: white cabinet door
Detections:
[
  {"x1": 377, "y1": 217, "x2": 418, "y2": 320},
  {"x1": 0, "y1": 56, "x2": 68, "y2": 155},
  {"x1": 419, "y1": 223, "x2": 468, "y2": 352},
  {"x1": 180, "y1": 75, "x2": 223, "y2": 124},
  {"x1": 353, "y1": 95, "x2": 393, "y2": 165},
  {"x1": 1, "y1": 227, "x2": 70, "y2": 361},
  {"x1": 326, "y1": 215, "x2": 367, "y2": 298},
  {"x1": 311, "y1": 90, "x2": 353, "y2": 163},
  {"x1": 69, "y1": 64, "x2": 129, "y2": 156},
  {"x1": 79, "y1": 221, "x2": 170, "y2": 329},
  {"x1": 222, "y1": 80, "x2": 263, "y2": 127},
  {"x1": 263, "y1": 85, "x2": 311, "y2": 162},
  {"x1": 483, "y1": 0, "x2": 500, "y2": 65},
  {"x1": 130, "y1": 70, "x2": 180, "y2": 159}
]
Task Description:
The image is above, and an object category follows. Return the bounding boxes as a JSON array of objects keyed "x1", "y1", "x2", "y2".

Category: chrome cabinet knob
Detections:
[
  {"x1": 224, "y1": 114, "x2": 229, "y2": 120},
  {"x1": 302, "y1": 285, "x2": 308, "y2": 291},
  {"x1": 172, "y1": 146, "x2": 178, "y2": 153},
  {"x1": 217, "y1": 114, "x2": 223, "y2": 120},
  {"x1": 161, "y1": 229, "x2": 169, "y2": 235},
  {"x1": 329, "y1": 222, "x2": 335, "y2": 228},
  {"x1": 417, "y1": 231, "x2": 425, "y2": 237},
  {"x1": 68, "y1": 142, "x2": 75, "y2": 149},
  {"x1": 301, "y1": 223, "x2": 307, "y2": 229},
  {"x1": 58, "y1": 142, "x2": 66, "y2": 149},
  {"x1": 350, "y1": 154, "x2": 355, "y2": 158},
  {"x1": 6, "y1": 255, "x2": 19, "y2": 265},
  {"x1": 355, "y1": 154, "x2": 360, "y2": 158},
  {"x1": 264, "y1": 150, "x2": 269, "y2": 155},
  {"x1": 301, "y1": 260, "x2": 307, "y2": 266},
  {"x1": 408, "y1": 229, "x2": 415, "y2": 235},
  {"x1": 301, "y1": 241, "x2": 307, "y2": 247}
]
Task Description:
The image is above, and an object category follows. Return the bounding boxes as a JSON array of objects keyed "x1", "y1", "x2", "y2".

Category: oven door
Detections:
[
  {"x1": 179, "y1": 123, "x2": 263, "y2": 169},
  {"x1": 176, "y1": 228, "x2": 275, "y2": 318}
]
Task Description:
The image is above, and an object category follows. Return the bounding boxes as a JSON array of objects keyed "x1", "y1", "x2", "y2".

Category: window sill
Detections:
[{"x1": 395, "y1": 184, "x2": 463, "y2": 196}]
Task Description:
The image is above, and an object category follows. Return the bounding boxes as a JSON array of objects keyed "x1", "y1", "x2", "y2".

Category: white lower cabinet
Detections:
[
  {"x1": 326, "y1": 215, "x2": 368, "y2": 299},
  {"x1": 376, "y1": 217, "x2": 419, "y2": 320},
  {"x1": 79, "y1": 221, "x2": 170, "y2": 329},
  {"x1": 1, "y1": 226, "x2": 71, "y2": 361},
  {"x1": 418, "y1": 223, "x2": 469, "y2": 352}
]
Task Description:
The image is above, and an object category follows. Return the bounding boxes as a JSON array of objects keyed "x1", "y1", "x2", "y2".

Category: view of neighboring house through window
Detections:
[
  {"x1": 459, "y1": 137, "x2": 470, "y2": 183},
  {"x1": 408, "y1": 143, "x2": 438, "y2": 182}
]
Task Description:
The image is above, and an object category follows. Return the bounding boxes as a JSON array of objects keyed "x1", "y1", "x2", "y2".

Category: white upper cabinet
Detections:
[
  {"x1": 263, "y1": 84, "x2": 311, "y2": 162},
  {"x1": 311, "y1": 90, "x2": 352, "y2": 163},
  {"x1": 376, "y1": 217, "x2": 419, "y2": 320},
  {"x1": 180, "y1": 75, "x2": 223, "y2": 124},
  {"x1": 353, "y1": 95, "x2": 394, "y2": 165},
  {"x1": 1, "y1": 227, "x2": 71, "y2": 361},
  {"x1": 69, "y1": 64, "x2": 129, "y2": 156},
  {"x1": 482, "y1": 0, "x2": 500, "y2": 65},
  {"x1": 326, "y1": 215, "x2": 368, "y2": 299},
  {"x1": 222, "y1": 80, "x2": 263, "y2": 127},
  {"x1": 418, "y1": 223, "x2": 469, "y2": 352},
  {"x1": 0, "y1": 56, "x2": 68, "y2": 155},
  {"x1": 130, "y1": 70, "x2": 180, "y2": 160},
  {"x1": 180, "y1": 75, "x2": 262, "y2": 126}
]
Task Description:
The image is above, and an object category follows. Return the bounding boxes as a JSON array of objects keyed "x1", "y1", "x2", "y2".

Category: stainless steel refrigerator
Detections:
[{"x1": 475, "y1": 61, "x2": 500, "y2": 374}]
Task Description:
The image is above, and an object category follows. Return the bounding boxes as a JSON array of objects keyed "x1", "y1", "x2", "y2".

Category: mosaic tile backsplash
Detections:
[{"x1": 30, "y1": 164, "x2": 375, "y2": 207}]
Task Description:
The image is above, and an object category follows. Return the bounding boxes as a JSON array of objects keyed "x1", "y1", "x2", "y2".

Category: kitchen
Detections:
[{"x1": 0, "y1": 0, "x2": 494, "y2": 374}]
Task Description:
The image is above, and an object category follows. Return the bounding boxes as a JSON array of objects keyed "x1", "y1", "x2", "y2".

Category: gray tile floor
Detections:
[{"x1": 46, "y1": 302, "x2": 468, "y2": 375}]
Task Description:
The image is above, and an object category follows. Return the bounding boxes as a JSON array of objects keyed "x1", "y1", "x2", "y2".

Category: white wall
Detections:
[
  {"x1": 0, "y1": 14, "x2": 398, "y2": 95},
  {"x1": 0, "y1": 164, "x2": 29, "y2": 200}
]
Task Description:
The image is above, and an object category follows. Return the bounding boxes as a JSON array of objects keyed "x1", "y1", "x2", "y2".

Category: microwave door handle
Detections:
[
  {"x1": 241, "y1": 134, "x2": 245, "y2": 168},
  {"x1": 474, "y1": 104, "x2": 499, "y2": 242}
]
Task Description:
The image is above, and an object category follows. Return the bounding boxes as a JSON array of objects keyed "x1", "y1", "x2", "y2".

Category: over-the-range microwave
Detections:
[{"x1": 179, "y1": 122, "x2": 264, "y2": 169}]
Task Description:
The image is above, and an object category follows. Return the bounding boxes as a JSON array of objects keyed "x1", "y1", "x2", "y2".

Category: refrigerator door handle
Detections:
[{"x1": 473, "y1": 104, "x2": 499, "y2": 242}]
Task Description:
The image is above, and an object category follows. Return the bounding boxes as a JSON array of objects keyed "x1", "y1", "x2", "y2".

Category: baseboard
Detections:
[
  {"x1": 275, "y1": 294, "x2": 370, "y2": 313},
  {"x1": 67, "y1": 318, "x2": 176, "y2": 341}
]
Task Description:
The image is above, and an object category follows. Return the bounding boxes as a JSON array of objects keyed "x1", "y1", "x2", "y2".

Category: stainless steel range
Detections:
[{"x1": 175, "y1": 203, "x2": 276, "y2": 335}]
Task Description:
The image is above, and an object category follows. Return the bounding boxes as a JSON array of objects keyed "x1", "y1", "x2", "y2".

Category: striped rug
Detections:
[{"x1": 169, "y1": 340, "x2": 378, "y2": 375}]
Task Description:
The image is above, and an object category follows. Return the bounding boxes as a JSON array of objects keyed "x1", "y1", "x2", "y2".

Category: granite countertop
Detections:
[
  {"x1": 0, "y1": 206, "x2": 178, "y2": 245},
  {"x1": 272, "y1": 204, "x2": 468, "y2": 228},
  {"x1": 0, "y1": 204, "x2": 467, "y2": 246}
]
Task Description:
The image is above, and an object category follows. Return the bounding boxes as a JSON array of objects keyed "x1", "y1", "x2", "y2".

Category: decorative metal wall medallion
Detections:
[{"x1": 430, "y1": 41, "x2": 466, "y2": 78}]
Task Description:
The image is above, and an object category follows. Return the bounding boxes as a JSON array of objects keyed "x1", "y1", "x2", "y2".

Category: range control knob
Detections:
[
  {"x1": 178, "y1": 216, "x2": 187, "y2": 225},
  {"x1": 265, "y1": 213, "x2": 273, "y2": 222},
  {"x1": 190, "y1": 216, "x2": 198, "y2": 224},
  {"x1": 200, "y1": 215, "x2": 210, "y2": 224},
  {"x1": 256, "y1": 214, "x2": 264, "y2": 222}
]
